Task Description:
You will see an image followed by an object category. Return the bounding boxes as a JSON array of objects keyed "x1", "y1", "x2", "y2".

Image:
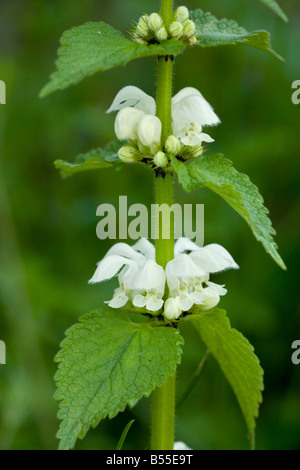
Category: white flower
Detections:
[
  {"x1": 114, "y1": 107, "x2": 145, "y2": 141},
  {"x1": 165, "y1": 238, "x2": 238, "y2": 313},
  {"x1": 132, "y1": 260, "x2": 165, "y2": 312},
  {"x1": 107, "y1": 86, "x2": 156, "y2": 115},
  {"x1": 137, "y1": 114, "x2": 162, "y2": 150},
  {"x1": 171, "y1": 87, "x2": 220, "y2": 146},
  {"x1": 165, "y1": 253, "x2": 207, "y2": 311},
  {"x1": 89, "y1": 239, "x2": 165, "y2": 312},
  {"x1": 164, "y1": 297, "x2": 183, "y2": 320},
  {"x1": 108, "y1": 86, "x2": 220, "y2": 151},
  {"x1": 89, "y1": 238, "x2": 238, "y2": 316}
]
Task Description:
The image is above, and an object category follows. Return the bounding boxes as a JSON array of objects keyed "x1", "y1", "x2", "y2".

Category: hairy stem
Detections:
[{"x1": 151, "y1": 0, "x2": 175, "y2": 452}]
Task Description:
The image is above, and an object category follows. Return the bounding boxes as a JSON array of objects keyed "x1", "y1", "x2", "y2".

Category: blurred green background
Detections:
[{"x1": 0, "y1": 0, "x2": 299, "y2": 450}]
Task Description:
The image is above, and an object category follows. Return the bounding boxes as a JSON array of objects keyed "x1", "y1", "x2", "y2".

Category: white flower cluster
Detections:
[
  {"x1": 107, "y1": 86, "x2": 220, "y2": 167},
  {"x1": 132, "y1": 6, "x2": 197, "y2": 47},
  {"x1": 89, "y1": 238, "x2": 238, "y2": 321}
]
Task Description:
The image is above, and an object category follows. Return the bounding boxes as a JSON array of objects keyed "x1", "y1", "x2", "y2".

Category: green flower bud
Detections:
[
  {"x1": 148, "y1": 13, "x2": 163, "y2": 33},
  {"x1": 183, "y1": 20, "x2": 196, "y2": 38},
  {"x1": 132, "y1": 36, "x2": 148, "y2": 46},
  {"x1": 174, "y1": 6, "x2": 189, "y2": 23},
  {"x1": 169, "y1": 21, "x2": 184, "y2": 39},
  {"x1": 154, "y1": 151, "x2": 168, "y2": 168},
  {"x1": 136, "y1": 15, "x2": 150, "y2": 38},
  {"x1": 189, "y1": 145, "x2": 203, "y2": 158},
  {"x1": 156, "y1": 26, "x2": 168, "y2": 42},
  {"x1": 165, "y1": 135, "x2": 182, "y2": 155},
  {"x1": 185, "y1": 35, "x2": 198, "y2": 47},
  {"x1": 118, "y1": 145, "x2": 139, "y2": 163}
]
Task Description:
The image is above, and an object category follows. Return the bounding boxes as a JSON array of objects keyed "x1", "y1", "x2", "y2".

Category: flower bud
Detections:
[
  {"x1": 164, "y1": 298, "x2": 182, "y2": 320},
  {"x1": 136, "y1": 15, "x2": 150, "y2": 38},
  {"x1": 165, "y1": 135, "x2": 182, "y2": 155},
  {"x1": 154, "y1": 151, "x2": 168, "y2": 168},
  {"x1": 174, "y1": 6, "x2": 189, "y2": 23},
  {"x1": 156, "y1": 26, "x2": 168, "y2": 42},
  {"x1": 132, "y1": 36, "x2": 148, "y2": 46},
  {"x1": 118, "y1": 145, "x2": 138, "y2": 163},
  {"x1": 185, "y1": 35, "x2": 198, "y2": 47},
  {"x1": 137, "y1": 114, "x2": 162, "y2": 148},
  {"x1": 169, "y1": 21, "x2": 184, "y2": 38},
  {"x1": 114, "y1": 107, "x2": 145, "y2": 141},
  {"x1": 148, "y1": 13, "x2": 163, "y2": 33},
  {"x1": 183, "y1": 20, "x2": 196, "y2": 38}
]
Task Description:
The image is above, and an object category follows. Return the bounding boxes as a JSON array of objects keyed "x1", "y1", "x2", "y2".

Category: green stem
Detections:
[
  {"x1": 150, "y1": 0, "x2": 175, "y2": 451},
  {"x1": 151, "y1": 374, "x2": 176, "y2": 450}
]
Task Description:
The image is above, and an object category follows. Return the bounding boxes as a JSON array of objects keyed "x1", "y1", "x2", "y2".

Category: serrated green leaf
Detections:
[
  {"x1": 258, "y1": 0, "x2": 288, "y2": 22},
  {"x1": 190, "y1": 9, "x2": 283, "y2": 60},
  {"x1": 187, "y1": 308, "x2": 264, "y2": 448},
  {"x1": 171, "y1": 154, "x2": 286, "y2": 270},
  {"x1": 55, "y1": 308, "x2": 183, "y2": 450},
  {"x1": 40, "y1": 22, "x2": 185, "y2": 97},
  {"x1": 54, "y1": 140, "x2": 124, "y2": 177}
]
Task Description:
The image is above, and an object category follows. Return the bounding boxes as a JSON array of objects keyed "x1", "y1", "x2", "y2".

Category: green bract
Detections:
[
  {"x1": 171, "y1": 154, "x2": 286, "y2": 270},
  {"x1": 55, "y1": 308, "x2": 183, "y2": 450},
  {"x1": 190, "y1": 9, "x2": 282, "y2": 60},
  {"x1": 40, "y1": 22, "x2": 185, "y2": 97},
  {"x1": 187, "y1": 308, "x2": 264, "y2": 449}
]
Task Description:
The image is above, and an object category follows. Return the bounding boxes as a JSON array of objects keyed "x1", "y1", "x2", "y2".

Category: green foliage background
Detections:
[{"x1": 0, "y1": 0, "x2": 299, "y2": 450}]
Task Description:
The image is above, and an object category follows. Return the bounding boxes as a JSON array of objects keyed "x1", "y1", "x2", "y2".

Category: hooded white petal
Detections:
[
  {"x1": 166, "y1": 253, "x2": 206, "y2": 292},
  {"x1": 134, "y1": 259, "x2": 165, "y2": 295},
  {"x1": 88, "y1": 255, "x2": 139, "y2": 284},
  {"x1": 104, "y1": 242, "x2": 146, "y2": 267},
  {"x1": 172, "y1": 87, "x2": 220, "y2": 125},
  {"x1": 107, "y1": 86, "x2": 156, "y2": 115},
  {"x1": 172, "y1": 88, "x2": 220, "y2": 141},
  {"x1": 174, "y1": 237, "x2": 202, "y2": 256},
  {"x1": 132, "y1": 238, "x2": 155, "y2": 260},
  {"x1": 189, "y1": 244, "x2": 239, "y2": 273}
]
